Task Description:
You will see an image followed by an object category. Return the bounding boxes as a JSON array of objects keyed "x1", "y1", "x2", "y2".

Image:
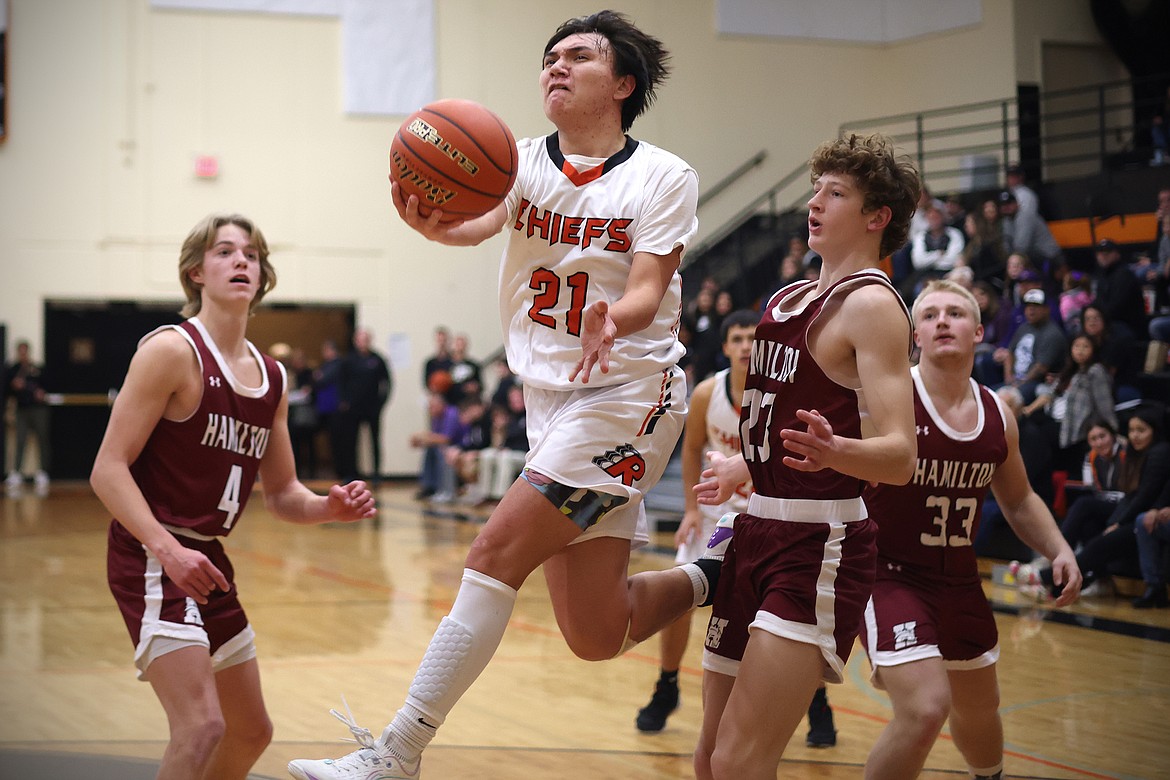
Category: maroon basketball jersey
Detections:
[
  {"x1": 864, "y1": 366, "x2": 1008, "y2": 578},
  {"x1": 126, "y1": 319, "x2": 284, "y2": 538},
  {"x1": 742, "y1": 270, "x2": 910, "y2": 500}
]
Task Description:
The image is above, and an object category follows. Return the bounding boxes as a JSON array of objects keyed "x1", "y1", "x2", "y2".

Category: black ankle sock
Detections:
[{"x1": 659, "y1": 669, "x2": 679, "y2": 685}]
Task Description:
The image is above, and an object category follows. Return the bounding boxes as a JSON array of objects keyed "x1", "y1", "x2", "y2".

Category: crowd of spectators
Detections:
[{"x1": 411, "y1": 325, "x2": 528, "y2": 506}]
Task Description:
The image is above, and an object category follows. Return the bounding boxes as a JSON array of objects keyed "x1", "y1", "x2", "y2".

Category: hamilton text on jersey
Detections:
[
  {"x1": 910, "y1": 458, "x2": 997, "y2": 490},
  {"x1": 199, "y1": 413, "x2": 273, "y2": 460},
  {"x1": 749, "y1": 339, "x2": 800, "y2": 384},
  {"x1": 512, "y1": 198, "x2": 632, "y2": 252}
]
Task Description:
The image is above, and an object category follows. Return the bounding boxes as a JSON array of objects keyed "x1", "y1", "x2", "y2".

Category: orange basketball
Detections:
[
  {"x1": 428, "y1": 370, "x2": 454, "y2": 395},
  {"x1": 389, "y1": 99, "x2": 518, "y2": 223}
]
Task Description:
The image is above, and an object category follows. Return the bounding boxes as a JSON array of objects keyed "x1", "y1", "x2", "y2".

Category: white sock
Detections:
[
  {"x1": 381, "y1": 569, "x2": 517, "y2": 760},
  {"x1": 970, "y1": 762, "x2": 1004, "y2": 779}
]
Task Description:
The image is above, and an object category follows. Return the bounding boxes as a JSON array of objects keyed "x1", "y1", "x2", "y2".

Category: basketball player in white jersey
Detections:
[{"x1": 290, "y1": 12, "x2": 721, "y2": 780}]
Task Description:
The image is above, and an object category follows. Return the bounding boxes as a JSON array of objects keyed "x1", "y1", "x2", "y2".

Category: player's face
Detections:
[
  {"x1": 540, "y1": 33, "x2": 633, "y2": 126},
  {"x1": 190, "y1": 224, "x2": 261, "y2": 307},
  {"x1": 722, "y1": 325, "x2": 755, "y2": 374},
  {"x1": 914, "y1": 291, "x2": 981, "y2": 358},
  {"x1": 806, "y1": 173, "x2": 887, "y2": 257}
]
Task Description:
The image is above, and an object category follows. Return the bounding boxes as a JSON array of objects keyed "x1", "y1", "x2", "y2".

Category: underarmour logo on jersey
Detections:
[
  {"x1": 705, "y1": 617, "x2": 729, "y2": 649},
  {"x1": 209, "y1": 376, "x2": 221, "y2": 388},
  {"x1": 916, "y1": 424, "x2": 930, "y2": 437},
  {"x1": 592, "y1": 444, "x2": 647, "y2": 486},
  {"x1": 184, "y1": 597, "x2": 205, "y2": 627},
  {"x1": 893, "y1": 620, "x2": 918, "y2": 650}
]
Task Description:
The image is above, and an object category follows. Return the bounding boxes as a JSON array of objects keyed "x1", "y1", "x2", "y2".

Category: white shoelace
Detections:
[{"x1": 327, "y1": 695, "x2": 383, "y2": 764}]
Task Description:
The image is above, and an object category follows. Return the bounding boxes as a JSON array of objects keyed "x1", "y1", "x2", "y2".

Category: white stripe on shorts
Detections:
[{"x1": 747, "y1": 493, "x2": 867, "y2": 523}]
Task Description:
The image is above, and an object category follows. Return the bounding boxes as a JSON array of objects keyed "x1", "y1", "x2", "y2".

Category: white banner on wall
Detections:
[
  {"x1": 715, "y1": 0, "x2": 982, "y2": 44},
  {"x1": 150, "y1": 0, "x2": 435, "y2": 116},
  {"x1": 151, "y1": 0, "x2": 340, "y2": 15},
  {"x1": 342, "y1": 0, "x2": 435, "y2": 117}
]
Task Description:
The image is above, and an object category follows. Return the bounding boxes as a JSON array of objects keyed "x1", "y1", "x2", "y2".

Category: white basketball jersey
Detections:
[
  {"x1": 703, "y1": 368, "x2": 752, "y2": 518},
  {"x1": 499, "y1": 134, "x2": 698, "y2": 390}
]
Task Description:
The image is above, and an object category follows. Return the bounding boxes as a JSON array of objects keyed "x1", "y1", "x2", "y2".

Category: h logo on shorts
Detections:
[
  {"x1": 184, "y1": 597, "x2": 205, "y2": 627},
  {"x1": 705, "y1": 617, "x2": 729, "y2": 649},
  {"x1": 893, "y1": 620, "x2": 918, "y2": 650},
  {"x1": 592, "y1": 444, "x2": 647, "y2": 487}
]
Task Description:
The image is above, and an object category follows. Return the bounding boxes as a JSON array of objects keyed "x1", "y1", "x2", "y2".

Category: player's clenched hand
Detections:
[
  {"x1": 1048, "y1": 549, "x2": 1083, "y2": 608},
  {"x1": 569, "y1": 300, "x2": 616, "y2": 384},
  {"x1": 694, "y1": 451, "x2": 748, "y2": 506},
  {"x1": 157, "y1": 546, "x2": 230, "y2": 605},
  {"x1": 327, "y1": 481, "x2": 377, "y2": 522},
  {"x1": 780, "y1": 408, "x2": 837, "y2": 472}
]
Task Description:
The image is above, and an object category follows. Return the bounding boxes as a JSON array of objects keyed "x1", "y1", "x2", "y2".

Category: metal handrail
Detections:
[
  {"x1": 682, "y1": 71, "x2": 1169, "y2": 281},
  {"x1": 697, "y1": 150, "x2": 768, "y2": 209}
]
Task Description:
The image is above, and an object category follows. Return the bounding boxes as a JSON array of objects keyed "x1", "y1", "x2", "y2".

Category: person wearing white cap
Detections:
[{"x1": 1003, "y1": 287, "x2": 1068, "y2": 403}]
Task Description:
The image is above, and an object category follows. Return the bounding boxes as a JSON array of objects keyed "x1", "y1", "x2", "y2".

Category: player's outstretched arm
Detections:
[
  {"x1": 90, "y1": 331, "x2": 230, "y2": 604},
  {"x1": 391, "y1": 180, "x2": 509, "y2": 246},
  {"x1": 991, "y1": 409, "x2": 1082, "y2": 605},
  {"x1": 259, "y1": 394, "x2": 376, "y2": 524}
]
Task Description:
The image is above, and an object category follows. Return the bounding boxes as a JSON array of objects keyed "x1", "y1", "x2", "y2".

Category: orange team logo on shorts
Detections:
[{"x1": 592, "y1": 444, "x2": 647, "y2": 486}]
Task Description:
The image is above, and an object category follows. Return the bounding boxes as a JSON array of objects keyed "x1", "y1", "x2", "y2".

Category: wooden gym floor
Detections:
[{"x1": 1, "y1": 482, "x2": 1168, "y2": 779}]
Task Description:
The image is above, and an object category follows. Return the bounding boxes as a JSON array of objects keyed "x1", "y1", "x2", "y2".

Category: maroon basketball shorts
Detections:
[
  {"x1": 859, "y1": 560, "x2": 999, "y2": 687},
  {"x1": 107, "y1": 520, "x2": 254, "y2": 680},
  {"x1": 702, "y1": 494, "x2": 877, "y2": 684}
]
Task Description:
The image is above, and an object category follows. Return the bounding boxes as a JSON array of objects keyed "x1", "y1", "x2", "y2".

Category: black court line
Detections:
[{"x1": 989, "y1": 600, "x2": 1170, "y2": 643}]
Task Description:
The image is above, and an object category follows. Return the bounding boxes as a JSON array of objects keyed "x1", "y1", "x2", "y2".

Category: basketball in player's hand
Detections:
[{"x1": 389, "y1": 99, "x2": 518, "y2": 223}]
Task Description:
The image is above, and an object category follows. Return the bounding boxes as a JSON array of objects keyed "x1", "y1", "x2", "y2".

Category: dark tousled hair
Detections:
[
  {"x1": 720, "y1": 308, "x2": 761, "y2": 342},
  {"x1": 545, "y1": 10, "x2": 670, "y2": 133}
]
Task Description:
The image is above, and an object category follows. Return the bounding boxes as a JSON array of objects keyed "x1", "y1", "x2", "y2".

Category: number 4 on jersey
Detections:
[{"x1": 219, "y1": 464, "x2": 243, "y2": 529}]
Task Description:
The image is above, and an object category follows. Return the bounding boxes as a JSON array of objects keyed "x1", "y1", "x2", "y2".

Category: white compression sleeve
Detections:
[{"x1": 389, "y1": 568, "x2": 517, "y2": 736}]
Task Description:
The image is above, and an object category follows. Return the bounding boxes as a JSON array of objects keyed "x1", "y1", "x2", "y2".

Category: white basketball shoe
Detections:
[{"x1": 287, "y1": 699, "x2": 421, "y2": 780}]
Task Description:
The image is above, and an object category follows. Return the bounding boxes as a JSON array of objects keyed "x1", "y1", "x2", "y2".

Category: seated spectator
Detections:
[
  {"x1": 465, "y1": 384, "x2": 529, "y2": 504},
  {"x1": 1001, "y1": 288, "x2": 1067, "y2": 403},
  {"x1": 901, "y1": 204, "x2": 965, "y2": 298},
  {"x1": 974, "y1": 385, "x2": 1055, "y2": 560},
  {"x1": 1133, "y1": 497, "x2": 1170, "y2": 608},
  {"x1": 1079, "y1": 304, "x2": 1141, "y2": 402},
  {"x1": 410, "y1": 391, "x2": 466, "y2": 503},
  {"x1": 999, "y1": 190, "x2": 1064, "y2": 282},
  {"x1": 972, "y1": 281, "x2": 1010, "y2": 386},
  {"x1": 447, "y1": 396, "x2": 491, "y2": 502},
  {"x1": 1024, "y1": 334, "x2": 1117, "y2": 473},
  {"x1": 1092, "y1": 238, "x2": 1148, "y2": 341},
  {"x1": 1059, "y1": 271, "x2": 1093, "y2": 328},
  {"x1": 682, "y1": 286, "x2": 722, "y2": 383},
  {"x1": 963, "y1": 198, "x2": 1007, "y2": 286},
  {"x1": 1016, "y1": 404, "x2": 1170, "y2": 600},
  {"x1": 891, "y1": 185, "x2": 947, "y2": 289}
]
